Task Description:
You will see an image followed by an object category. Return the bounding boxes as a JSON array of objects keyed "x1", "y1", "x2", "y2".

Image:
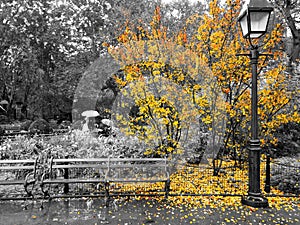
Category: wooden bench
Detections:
[
  {"x1": 41, "y1": 157, "x2": 170, "y2": 205},
  {"x1": 41, "y1": 158, "x2": 109, "y2": 197},
  {"x1": 105, "y1": 158, "x2": 170, "y2": 200},
  {"x1": 0, "y1": 158, "x2": 38, "y2": 197}
]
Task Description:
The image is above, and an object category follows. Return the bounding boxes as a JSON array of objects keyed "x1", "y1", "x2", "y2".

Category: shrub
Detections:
[
  {"x1": 20, "y1": 120, "x2": 32, "y2": 131},
  {"x1": 0, "y1": 127, "x2": 147, "y2": 160},
  {"x1": 270, "y1": 122, "x2": 300, "y2": 158},
  {"x1": 28, "y1": 118, "x2": 52, "y2": 134},
  {"x1": 186, "y1": 132, "x2": 208, "y2": 164},
  {"x1": 71, "y1": 120, "x2": 83, "y2": 130},
  {"x1": 0, "y1": 135, "x2": 41, "y2": 160},
  {"x1": 67, "y1": 129, "x2": 145, "y2": 159},
  {"x1": 58, "y1": 120, "x2": 71, "y2": 129},
  {"x1": 270, "y1": 156, "x2": 300, "y2": 194},
  {"x1": 0, "y1": 115, "x2": 9, "y2": 124},
  {"x1": 49, "y1": 119, "x2": 59, "y2": 129},
  {"x1": 0, "y1": 126, "x2": 4, "y2": 136}
]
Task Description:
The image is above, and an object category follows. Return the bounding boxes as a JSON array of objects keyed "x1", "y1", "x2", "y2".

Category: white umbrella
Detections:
[
  {"x1": 101, "y1": 118, "x2": 113, "y2": 127},
  {"x1": 81, "y1": 110, "x2": 100, "y2": 117},
  {"x1": 0, "y1": 100, "x2": 8, "y2": 105}
]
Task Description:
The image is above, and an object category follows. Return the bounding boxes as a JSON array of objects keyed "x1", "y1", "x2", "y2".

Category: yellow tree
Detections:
[
  {"x1": 190, "y1": 0, "x2": 299, "y2": 170},
  {"x1": 106, "y1": 6, "x2": 223, "y2": 158},
  {"x1": 104, "y1": 1, "x2": 299, "y2": 164}
]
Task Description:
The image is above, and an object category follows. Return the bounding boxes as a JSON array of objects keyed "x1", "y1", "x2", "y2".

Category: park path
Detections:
[{"x1": 0, "y1": 198, "x2": 299, "y2": 225}]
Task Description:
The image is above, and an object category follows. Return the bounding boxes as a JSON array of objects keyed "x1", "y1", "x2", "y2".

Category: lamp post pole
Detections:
[
  {"x1": 237, "y1": 0, "x2": 274, "y2": 208},
  {"x1": 249, "y1": 46, "x2": 262, "y2": 197},
  {"x1": 241, "y1": 46, "x2": 268, "y2": 208}
]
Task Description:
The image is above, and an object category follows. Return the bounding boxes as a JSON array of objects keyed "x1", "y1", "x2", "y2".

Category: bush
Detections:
[
  {"x1": 71, "y1": 120, "x2": 83, "y2": 130},
  {"x1": 49, "y1": 119, "x2": 59, "y2": 129},
  {"x1": 0, "y1": 115, "x2": 9, "y2": 124},
  {"x1": 0, "y1": 127, "x2": 146, "y2": 160},
  {"x1": 28, "y1": 118, "x2": 52, "y2": 134},
  {"x1": 270, "y1": 157, "x2": 300, "y2": 194},
  {"x1": 58, "y1": 120, "x2": 71, "y2": 129},
  {"x1": 186, "y1": 133, "x2": 208, "y2": 164},
  {"x1": 270, "y1": 122, "x2": 300, "y2": 158},
  {"x1": 20, "y1": 120, "x2": 32, "y2": 131},
  {"x1": 67, "y1": 129, "x2": 145, "y2": 159},
  {"x1": 0, "y1": 135, "x2": 40, "y2": 160}
]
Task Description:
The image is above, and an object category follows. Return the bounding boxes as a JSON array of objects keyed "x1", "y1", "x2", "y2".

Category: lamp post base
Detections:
[{"x1": 241, "y1": 195, "x2": 269, "y2": 208}]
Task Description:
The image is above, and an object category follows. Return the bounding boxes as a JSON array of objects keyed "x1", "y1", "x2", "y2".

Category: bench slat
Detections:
[
  {"x1": 0, "y1": 180, "x2": 26, "y2": 185},
  {"x1": 52, "y1": 158, "x2": 109, "y2": 163},
  {"x1": 0, "y1": 166, "x2": 35, "y2": 170},
  {"x1": 42, "y1": 179, "x2": 105, "y2": 184},
  {"x1": 107, "y1": 178, "x2": 168, "y2": 182},
  {"x1": 51, "y1": 164, "x2": 108, "y2": 169},
  {"x1": 108, "y1": 158, "x2": 166, "y2": 162},
  {"x1": 107, "y1": 164, "x2": 167, "y2": 168},
  {"x1": 51, "y1": 164, "x2": 165, "y2": 168},
  {"x1": 51, "y1": 158, "x2": 166, "y2": 163},
  {"x1": 0, "y1": 160, "x2": 36, "y2": 164}
]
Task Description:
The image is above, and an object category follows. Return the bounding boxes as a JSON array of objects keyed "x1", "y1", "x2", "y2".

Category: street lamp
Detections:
[{"x1": 237, "y1": 0, "x2": 273, "y2": 208}]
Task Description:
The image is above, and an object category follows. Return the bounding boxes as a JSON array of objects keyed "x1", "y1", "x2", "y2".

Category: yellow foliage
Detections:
[{"x1": 106, "y1": 0, "x2": 299, "y2": 157}]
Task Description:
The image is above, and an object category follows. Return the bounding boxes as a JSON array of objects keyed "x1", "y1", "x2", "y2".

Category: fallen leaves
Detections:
[{"x1": 109, "y1": 159, "x2": 299, "y2": 212}]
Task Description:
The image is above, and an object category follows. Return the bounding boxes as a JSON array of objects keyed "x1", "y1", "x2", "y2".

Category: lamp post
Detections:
[{"x1": 237, "y1": 0, "x2": 273, "y2": 208}]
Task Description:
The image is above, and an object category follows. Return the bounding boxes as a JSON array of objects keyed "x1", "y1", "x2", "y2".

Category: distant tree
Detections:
[
  {"x1": 272, "y1": 0, "x2": 300, "y2": 72},
  {"x1": 0, "y1": 0, "x2": 130, "y2": 120},
  {"x1": 271, "y1": 0, "x2": 300, "y2": 119},
  {"x1": 0, "y1": 0, "x2": 77, "y2": 119}
]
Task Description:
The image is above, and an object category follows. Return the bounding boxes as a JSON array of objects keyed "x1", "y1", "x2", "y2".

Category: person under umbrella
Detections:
[{"x1": 81, "y1": 110, "x2": 100, "y2": 132}]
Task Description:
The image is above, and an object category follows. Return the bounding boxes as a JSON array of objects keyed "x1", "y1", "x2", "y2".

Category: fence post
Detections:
[
  {"x1": 265, "y1": 153, "x2": 270, "y2": 193},
  {"x1": 105, "y1": 181, "x2": 110, "y2": 207},
  {"x1": 63, "y1": 159, "x2": 69, "y2": 194}
]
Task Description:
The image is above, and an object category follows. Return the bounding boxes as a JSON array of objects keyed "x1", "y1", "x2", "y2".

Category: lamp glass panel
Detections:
[
  {"x1": 249, "y1": 11, "x2": 270, "y2": 32},
  {"x1": 239, "y1": 14, "x2": 249, "y2": 37},
  {"x1": 249, "y1": 33, "x2": 263, "y2": 38}
]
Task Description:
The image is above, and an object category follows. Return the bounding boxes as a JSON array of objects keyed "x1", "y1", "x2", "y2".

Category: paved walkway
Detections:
[{"x1": 0, "y1": 198, "x2": 299, "y2": 225}]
